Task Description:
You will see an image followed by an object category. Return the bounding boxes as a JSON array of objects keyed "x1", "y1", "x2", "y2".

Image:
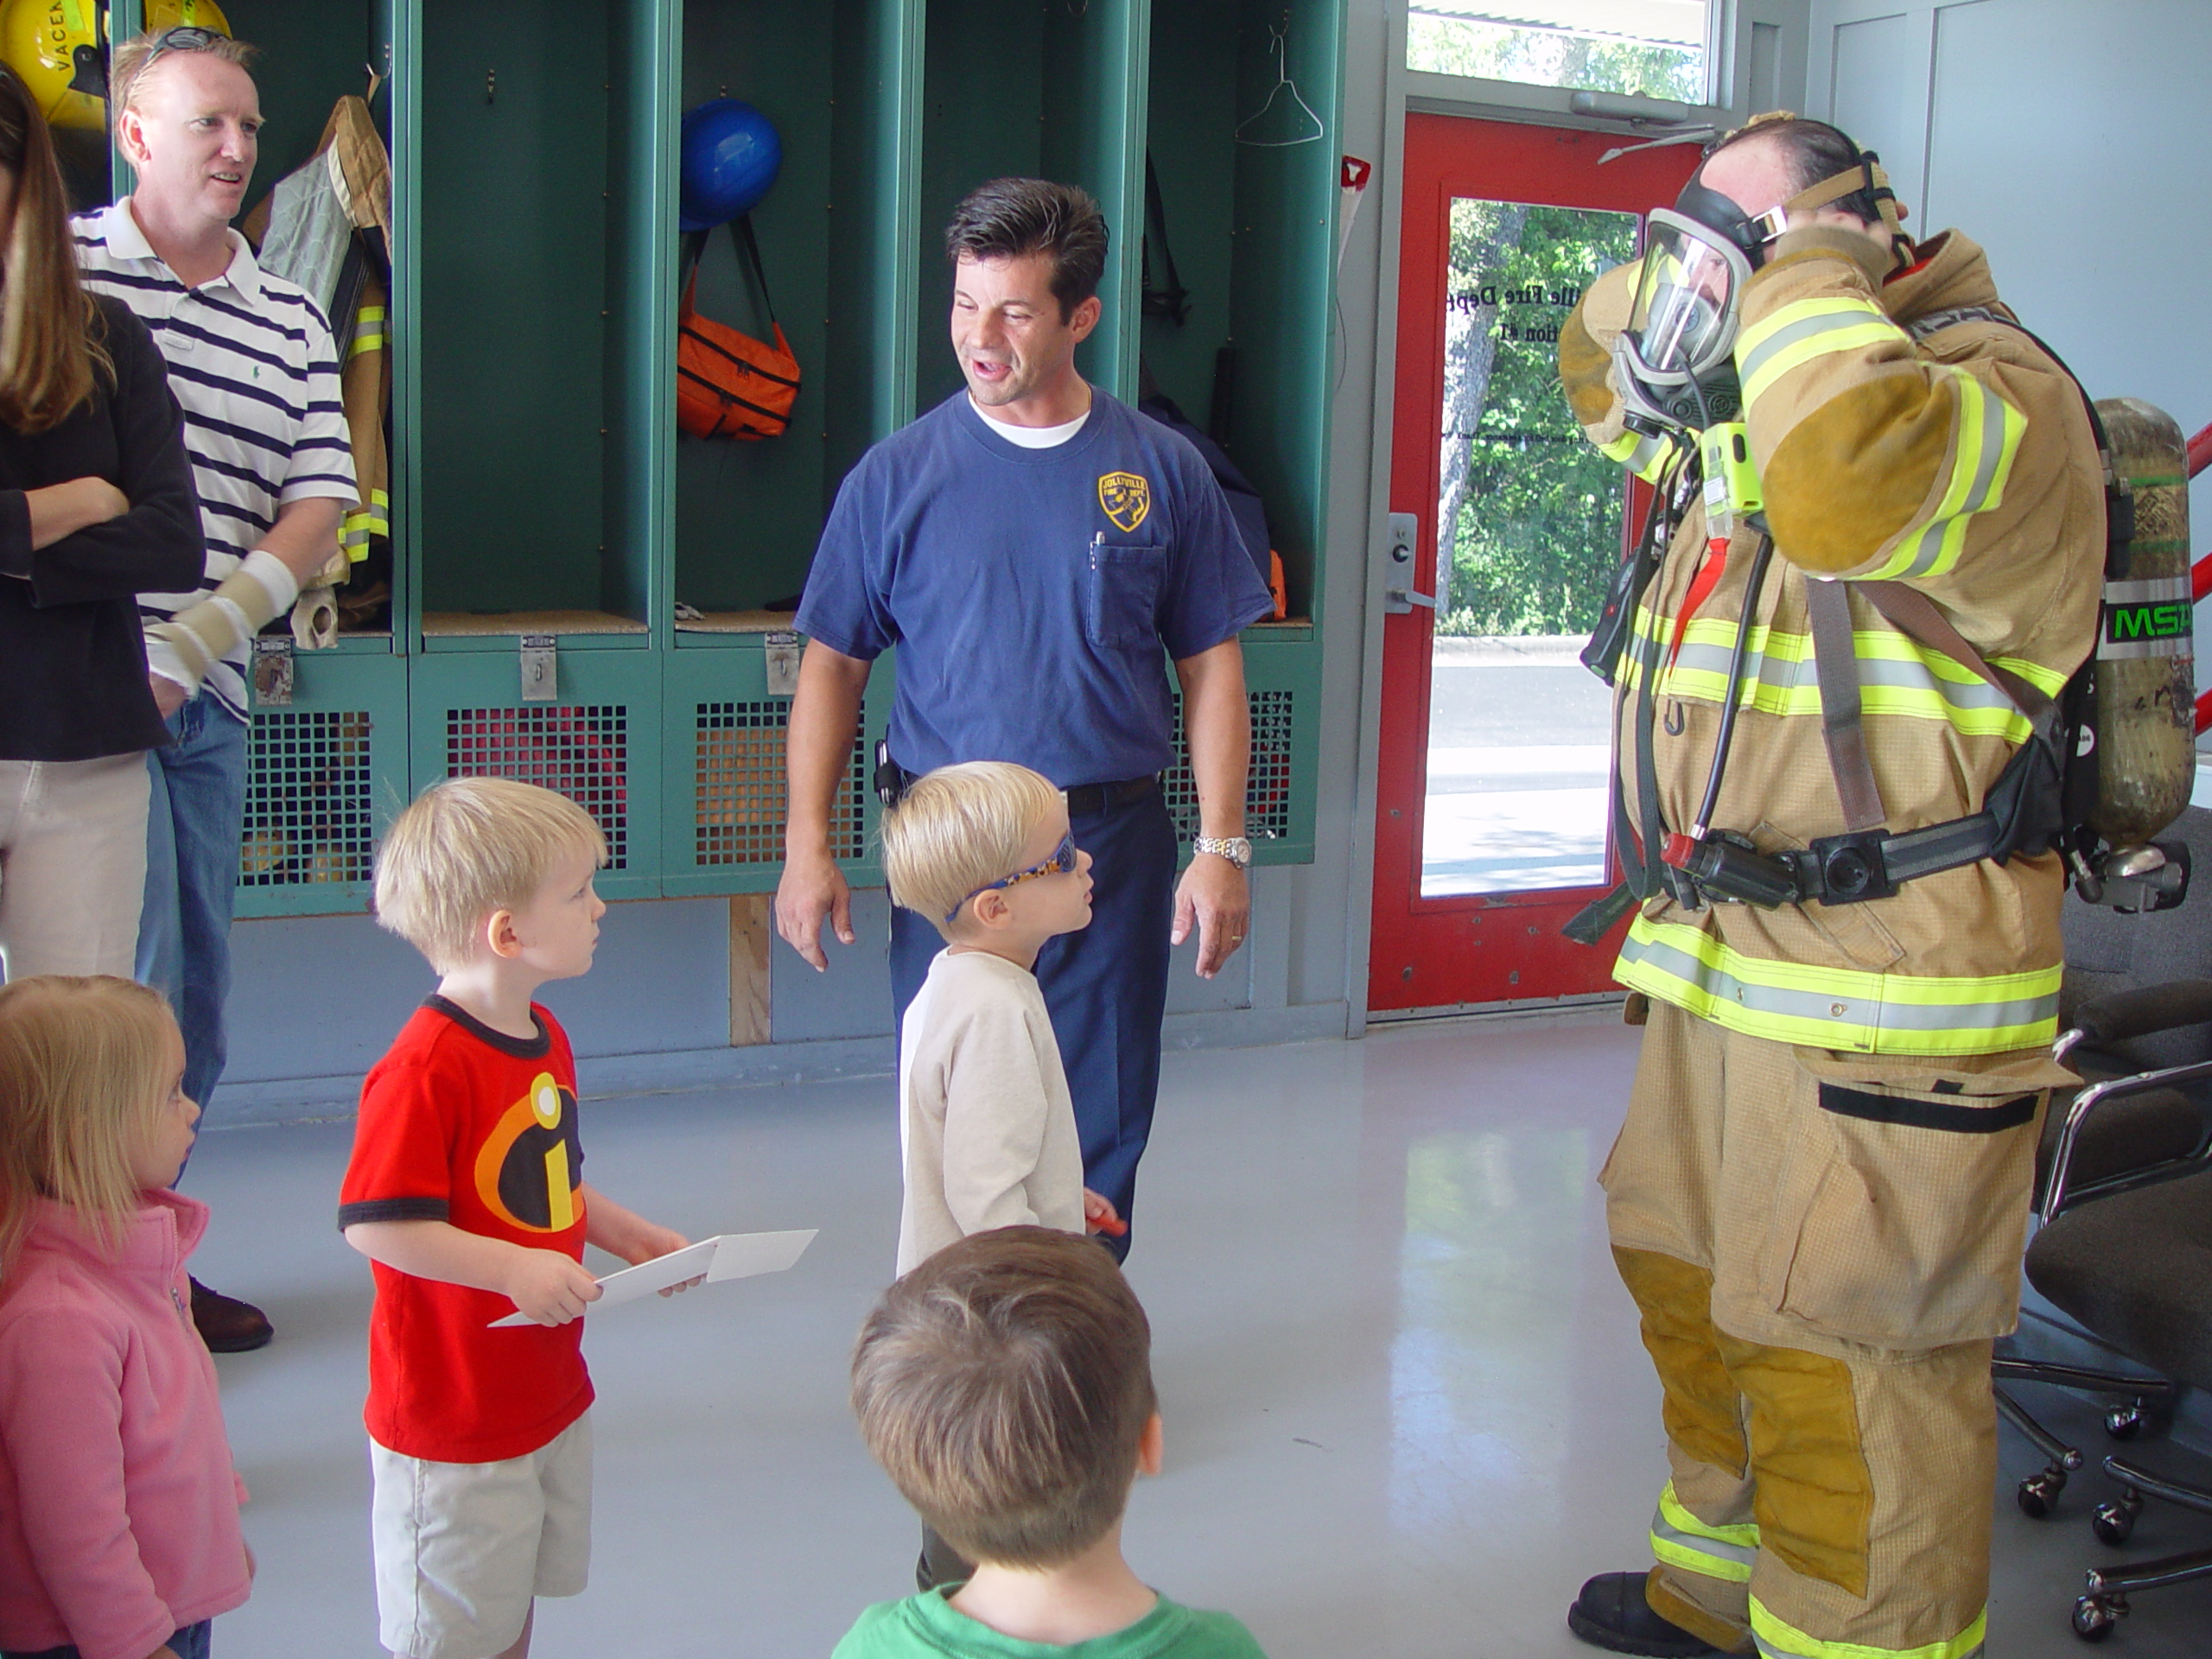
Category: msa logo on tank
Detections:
[
  {"x1": 1097, "y1": 472, "x2": 1152, "y2": 534},
  {"x1": 471, "y1": 1071, "x2": 584, "y2": 1233},
  {"x1": 2100, "y1": 576, "x2": 2193, "y2": 658}
]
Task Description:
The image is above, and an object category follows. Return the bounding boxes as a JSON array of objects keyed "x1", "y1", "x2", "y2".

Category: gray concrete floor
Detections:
[{"x1": 181, "y1": 1014, "x2": 2212, "y2": 1656}]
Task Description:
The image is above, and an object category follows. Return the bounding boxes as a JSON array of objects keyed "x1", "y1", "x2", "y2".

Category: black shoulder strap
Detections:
[{"x1": 731, "y1": 214, "x2": 779, "y2": 327}]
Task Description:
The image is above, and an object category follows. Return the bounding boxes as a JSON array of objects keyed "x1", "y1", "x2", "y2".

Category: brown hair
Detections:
[
  {"x1": 109, "y1": 29, "x2": 260, "y2": 129},
  {"x1": 1703, "y1": 114, "x2": 1872, "y2": 204},
  {"x1": 850, "y1": 1226, "x2": 1157, "y2": 1568},
  {"x1": 0, "y1": 67, "x2": 108, "y2": 433},
  {"x1": 944, "y1": 178, "x2": 1109, "y2": 322},
  {"x1": 0, "y1": 976, "x2": 179, "y2": 1284}
]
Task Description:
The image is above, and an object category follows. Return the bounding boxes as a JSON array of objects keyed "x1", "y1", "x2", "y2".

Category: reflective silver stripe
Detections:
[
  {"x1": 1872, "y1": 372, "x2": 2022, "y2": 581},
  {"x1": 1618, "y1": 931, "x2": 2060, "y2": 1038},
  {"x1": 1738, "y1": 303, "x2": 1893, "y2": 394},
  {"x1": 1656, "y1": 636, "x2": 2025, "y2": 734},
  {"x1": 2107, "y1": 577, "x2": 2190, "y2": 604},
  {"x1": 1651, "y1": 1493, "x2": 1757, "y2": 1583},
  {"x1": 1751, "y1": 1598, "x2": 1986, "y2": 1659}
]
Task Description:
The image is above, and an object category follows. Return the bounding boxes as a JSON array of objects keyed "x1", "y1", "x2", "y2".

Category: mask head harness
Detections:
[{"x1": 1616, "y1": 117, "x2": 1909, "y2": 437}]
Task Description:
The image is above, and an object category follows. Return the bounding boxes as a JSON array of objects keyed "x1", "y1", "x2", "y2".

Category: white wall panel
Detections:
[{"x1": 1814, "y1": 0, "x2": 2212, "y2": 691}]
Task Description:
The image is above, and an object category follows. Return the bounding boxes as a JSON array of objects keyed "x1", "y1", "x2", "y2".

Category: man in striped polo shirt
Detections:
[{"x1": 76, "y1": 27, "x2": 358, "y2": 1351}]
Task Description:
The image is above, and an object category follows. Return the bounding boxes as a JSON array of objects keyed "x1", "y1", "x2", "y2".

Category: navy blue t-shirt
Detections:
[{"x1": 796, "y1": 391, "x2": 1274, "y2": 786}]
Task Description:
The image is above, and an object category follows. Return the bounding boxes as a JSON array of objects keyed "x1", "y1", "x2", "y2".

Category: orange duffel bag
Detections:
[{"x1": 677, "y1": 217, "x2": 799, "y2": 441}]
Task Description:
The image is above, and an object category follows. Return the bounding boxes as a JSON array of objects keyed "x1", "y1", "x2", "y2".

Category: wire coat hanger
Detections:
[{"x1": 1236, "y1": 20, "x2": 1323, "y2": 149}]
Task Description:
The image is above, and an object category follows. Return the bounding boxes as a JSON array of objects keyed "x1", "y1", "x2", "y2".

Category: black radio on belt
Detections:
[
  {"x1": 1660, "y1": 827, "x2": 1899, "y2": 909},
  {"x1": 874, "y1": 739, "x2": 911, "y2": 808}
]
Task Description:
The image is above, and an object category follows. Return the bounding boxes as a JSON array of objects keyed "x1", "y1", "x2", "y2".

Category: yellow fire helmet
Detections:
[{"x1": 2, "y1": 0, "x2": 232, "y2": 133}]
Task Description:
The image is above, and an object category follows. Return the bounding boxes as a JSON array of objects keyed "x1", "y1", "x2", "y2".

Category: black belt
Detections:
[{"x1": 874, "y1": 741, "x2": 1158, "y2": 815}]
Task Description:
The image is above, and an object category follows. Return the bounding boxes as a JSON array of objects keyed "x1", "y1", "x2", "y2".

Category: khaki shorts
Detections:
[{"x1": 370, "y1": 1413, "x2": 592, "y2": 1659}]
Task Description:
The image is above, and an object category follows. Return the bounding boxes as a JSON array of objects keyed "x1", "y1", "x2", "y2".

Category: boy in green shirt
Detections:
[{"x1": 837, "y1": 1227, "x2": 1267, "y2": 1658}]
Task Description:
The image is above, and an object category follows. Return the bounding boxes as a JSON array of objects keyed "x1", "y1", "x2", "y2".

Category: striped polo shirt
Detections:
[{"x1": 74, "y1": 201, "x2": 357, "y2": 721}]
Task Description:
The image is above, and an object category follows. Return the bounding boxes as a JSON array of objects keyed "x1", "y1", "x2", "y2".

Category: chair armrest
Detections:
[
  {"x1": 2070, "y1": 982, "x2": 2212, "y2": 1048},
  {"x1": 2043, "y1": 1055, "x2": 2212, "y2": 1224}
]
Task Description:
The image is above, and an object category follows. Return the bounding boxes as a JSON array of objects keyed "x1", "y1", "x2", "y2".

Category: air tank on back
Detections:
[{"x1": 2088, "y1": 397, "x2": 2195, "y2": 856}]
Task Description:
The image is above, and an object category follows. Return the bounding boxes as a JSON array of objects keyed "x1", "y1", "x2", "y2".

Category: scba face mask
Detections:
[{"x1": 1617, "y1": 130, "x2": 1907, "y2": 436}]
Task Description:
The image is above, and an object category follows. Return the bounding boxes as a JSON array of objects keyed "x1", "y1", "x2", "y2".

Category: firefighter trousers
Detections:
[{"x1": 1600, "y1": 1000, "x2": 2071, "y2": 1659}]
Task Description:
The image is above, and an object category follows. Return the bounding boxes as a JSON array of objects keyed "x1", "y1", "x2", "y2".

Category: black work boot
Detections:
[
  {"x1": 1567, "y1": 1572, "x2": 1725, "y2": 1658},
  {"x1": 190, "y1": 1278, "x2": 274, "y2": 1353}
]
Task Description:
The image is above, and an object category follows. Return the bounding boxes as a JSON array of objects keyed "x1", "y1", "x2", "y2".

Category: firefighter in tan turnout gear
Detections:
[{"x1": 1555, "y1": 117, "x2": 2105, "y2": 1659}]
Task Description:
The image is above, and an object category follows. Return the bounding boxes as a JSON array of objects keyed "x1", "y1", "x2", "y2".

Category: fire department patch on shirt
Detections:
[{"x1": 1098, "y1": 470, "x2": 1151, "y2": 533}]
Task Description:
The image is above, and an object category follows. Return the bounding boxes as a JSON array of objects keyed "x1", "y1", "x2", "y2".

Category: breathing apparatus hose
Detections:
[{"x1": 1688, "y1": 533, "x2": 1774, "y2": 837}]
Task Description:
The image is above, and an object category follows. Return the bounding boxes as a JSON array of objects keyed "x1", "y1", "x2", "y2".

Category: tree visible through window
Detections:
[
  {"x1": 1408, "y1": 3, "x2": 1708, "y2": 104},
  {"x1": 1436, "y1": 200, "x2": 1639, "y2": 637}
]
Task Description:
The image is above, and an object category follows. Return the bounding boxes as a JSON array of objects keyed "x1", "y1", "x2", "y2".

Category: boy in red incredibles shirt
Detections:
[{"x1": 339, "y1": 778, "x2": 695, "y2": 1659}]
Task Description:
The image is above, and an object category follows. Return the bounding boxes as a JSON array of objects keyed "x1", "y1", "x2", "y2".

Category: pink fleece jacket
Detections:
[{"x1": 0, "y1": 1191, "x2": 250, "y2": 1659}]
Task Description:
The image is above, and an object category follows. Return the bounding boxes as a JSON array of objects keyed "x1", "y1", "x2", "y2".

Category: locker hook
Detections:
[{"x1": 486, "y1": 67, "x2": 496, "y2": 105}]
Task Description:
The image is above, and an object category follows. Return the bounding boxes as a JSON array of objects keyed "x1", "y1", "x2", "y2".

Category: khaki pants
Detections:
[
  {"x1": 1602, "y1": 1001, "x2": 2069, "y2": 1659},
  {"x1": 0, "y1": 754, "x2": 150, "y2": 982}
]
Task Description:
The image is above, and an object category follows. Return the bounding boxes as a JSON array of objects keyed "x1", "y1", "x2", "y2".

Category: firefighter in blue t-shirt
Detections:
[{"x1": 779, "y1": 179, "x2": 1274, "y2": 1255}]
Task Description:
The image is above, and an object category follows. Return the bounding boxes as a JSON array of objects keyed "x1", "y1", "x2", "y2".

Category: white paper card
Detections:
[{"x1": 490, "y1": 1229, "x2": 816, "y2": 1327}]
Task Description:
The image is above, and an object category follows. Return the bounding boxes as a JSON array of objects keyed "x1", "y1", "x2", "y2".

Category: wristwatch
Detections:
[{"x1": 1192, "y1": 835, "x2": 1254, "y2": 869}]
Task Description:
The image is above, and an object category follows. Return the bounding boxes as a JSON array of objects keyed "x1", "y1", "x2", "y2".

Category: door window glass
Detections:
[
  {"x1": 1408, "y1": 3, "x2": 1708, "y2": 104},
  {"x1": 1421, "y1": 200, "x2": 1637, "y2": 897}
]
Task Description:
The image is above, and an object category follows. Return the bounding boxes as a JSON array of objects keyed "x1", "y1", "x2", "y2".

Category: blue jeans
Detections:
[
  {"x1": 891, "y1": 787, "x2": 1176, "y2": 1257},
  {"x1": 138, "y1": 697, "x2": 249, "y2": 1136},
  {"x1": 4, "y1": 1620, "x2": 211, "y2": 1659}
]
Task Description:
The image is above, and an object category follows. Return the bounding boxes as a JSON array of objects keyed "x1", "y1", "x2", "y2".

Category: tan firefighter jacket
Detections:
[{"x1": 1558, "y1": 227, "x2": 2104, "y2": 1055}]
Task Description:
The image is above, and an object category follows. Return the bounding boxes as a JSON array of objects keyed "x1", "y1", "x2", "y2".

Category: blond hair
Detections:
[
  {"x1": 0, "y1": 67, "x2": 111, "y2": 433},
  {"x1": 373, "y1": 778, "x2": 607, "y2": 973},
  {"x1": 879, "y1": 761, "x2": 1063, "y2": 938},
  {"x1": 851, "y1": 1226, "x2": 1157, "y2": 1568},
  {"x1": 0, "y1": 976, "x2": 179, "y2": 1283},
  {"x1": 109, "y1": 29, "x2": 260, "y2": 130}
]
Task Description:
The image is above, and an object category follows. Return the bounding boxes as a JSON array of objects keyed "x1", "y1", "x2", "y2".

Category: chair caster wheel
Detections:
[
  {"x1": 2073, "y1": 1593, "x2": 2124, "y2": 1641},
  {"x1": 2105, "y1": 1404, "x2": 2150, "y2": 1441},
  {"x1": 2019, "y1": 1467, "x2": 2066, "y2": 1517},
  {"x1": 2092, "y1": 1499, "x2": 2138, "y2": 1546}
]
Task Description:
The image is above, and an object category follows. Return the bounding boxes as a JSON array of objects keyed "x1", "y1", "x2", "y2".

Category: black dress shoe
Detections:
[
  {"x1": 189, "y1": 1279, "x2": 274, "y2": 1353},
  {"x1": 1568, "y1": 1572, "x2": 1723, "y2": 1657}
]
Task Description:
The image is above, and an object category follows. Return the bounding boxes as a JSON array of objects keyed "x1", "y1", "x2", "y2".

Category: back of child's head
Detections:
[
  {"x1": 850, "y1": 1225, "x2": 1156, "y2": 1568},
  {"x1": 880, "y1": 761, "x2": 1063, "y2": 938},
  {"x1": 0, "y1": 976, "x2": 176, "y2": 1277},
  {"x1": 373, "y1": 777, "x2": 607, "y2": 972}
]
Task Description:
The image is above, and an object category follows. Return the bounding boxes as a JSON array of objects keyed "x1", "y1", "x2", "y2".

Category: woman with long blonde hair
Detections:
[
  {"x1": 0, "y1": 975, "x2": 251, "y2": 1659},
  {"x1": 0, "y1": 64, "x2": 202, "y2": 982}
]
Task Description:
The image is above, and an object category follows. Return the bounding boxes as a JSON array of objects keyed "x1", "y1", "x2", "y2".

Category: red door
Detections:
[{"x1": 1368, "y1": 115, "x2": 1695, "y2": 1014}]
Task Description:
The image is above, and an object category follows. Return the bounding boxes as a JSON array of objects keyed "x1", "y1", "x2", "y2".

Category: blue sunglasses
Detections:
[{"x1": 947, "y1": 832, "x2": 1078, "y2": 922}]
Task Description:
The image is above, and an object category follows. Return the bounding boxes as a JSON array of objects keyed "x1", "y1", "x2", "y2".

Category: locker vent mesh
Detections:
[
  {"x1": 694, "y1": 700, "x2": 866, "y2": 866},
  {"x1": 445, "y1": 705, "x2": 629, "y2": 869},
  {"x1": 239, "y1": 710, "x2": 376, "y2": 887},
  {"x1": 1163, "y1": 690, "x2": 1294, "y2": 842}
]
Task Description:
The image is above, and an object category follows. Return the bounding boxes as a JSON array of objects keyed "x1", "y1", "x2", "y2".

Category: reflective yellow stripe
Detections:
[
  {"x1": 1651, "y1": 1482, "x2": 1758, "y2": 1582},
  {"x1": 1620, "y1": 608, "x2": 2044, "y2": 743},
  {"x1": 1737, "y1": 296, "x2": 1908, "y2": 410},
  {"x1": 1618, "y1": 914, "x2": 2062, "y2": 1054},
  {"x1": 340, "y1": 486, "x2": 391, "y2": 563},
  {"x1": 1864, "y1": 370, "x2": 2026, "y2": 582},
  {"x1": 350, "y1": 306, "x2": 390, "y2": 359},
  {"x1": 1751, "y1": 1598, "x2": 1984, "y2": 1659},
  {"x1": 1599, "y1": 426, "x2": 1681, "y2": 483}
]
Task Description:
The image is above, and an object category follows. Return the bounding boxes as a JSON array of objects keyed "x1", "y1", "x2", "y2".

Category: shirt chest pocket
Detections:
[{"x1": 1086, "y1": 543, "x2": 1166, "y2": 651}]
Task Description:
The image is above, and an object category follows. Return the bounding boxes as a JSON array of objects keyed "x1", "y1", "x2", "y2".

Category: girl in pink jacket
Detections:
[{"x1": 0, "y1": 976, "x2": 251, "y2": 1659}]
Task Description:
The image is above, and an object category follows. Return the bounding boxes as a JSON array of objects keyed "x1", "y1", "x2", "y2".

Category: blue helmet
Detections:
[{"x1": 678, "y1": 99, "x2": 782, "y2": 231}]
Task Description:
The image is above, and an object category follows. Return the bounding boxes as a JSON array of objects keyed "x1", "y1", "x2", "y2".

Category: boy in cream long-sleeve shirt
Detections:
[
  {"x1": 880, "y1": 762, "x2": 1123, "y2": 1592},
  {"x1": 880, "y1": 762, "x2": 1121, "y2": 1278}
]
